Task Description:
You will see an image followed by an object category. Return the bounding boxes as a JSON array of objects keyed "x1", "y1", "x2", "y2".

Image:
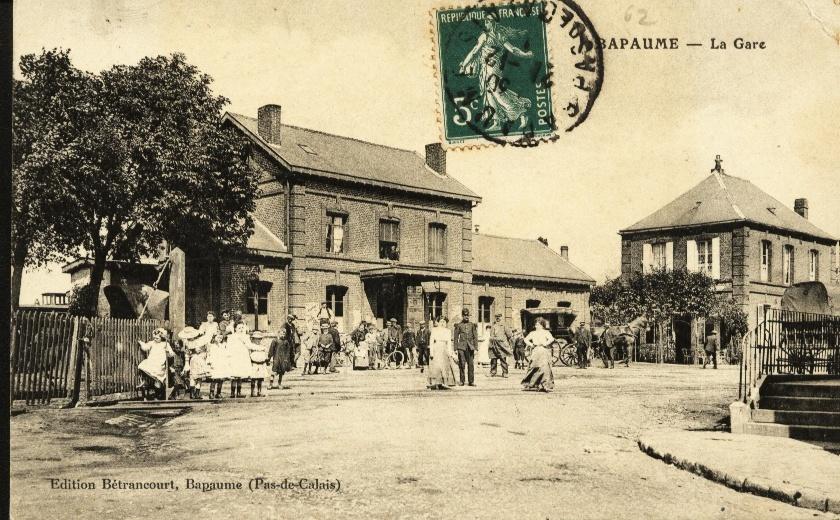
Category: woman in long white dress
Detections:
[
  {"x1": 521, "y1": 317, "x2": 555, "y2": 392},
  {"x1": 427, "y1": 317, "x2": 457, "y2": 390},
  {"x1": 226, "y1": 322, "x2": 253, "y2": 398}
]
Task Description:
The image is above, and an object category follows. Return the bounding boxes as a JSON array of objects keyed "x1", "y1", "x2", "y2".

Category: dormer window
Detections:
[{"x1": 298, "y1": 144, "x2": 317, "y2": 155}]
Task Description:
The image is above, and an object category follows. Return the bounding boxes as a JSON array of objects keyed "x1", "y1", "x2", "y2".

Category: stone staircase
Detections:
[{"x1": 745, "y1": 375, "x2": 840, "y2": 442}]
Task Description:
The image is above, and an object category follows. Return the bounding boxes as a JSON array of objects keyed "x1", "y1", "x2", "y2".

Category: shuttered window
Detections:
[
  {"x1": 809, "y1": 250, "x2": 819, "y2": 281},
  {"x1": 325, "y1": 213, "x2": 347, "y2": 254},
  {"x1": 783, "y1": 245, "x2": 794, "y2": 285},
  {"x1": 428, "y1": 223, "x2": 447, "y2": 264}
]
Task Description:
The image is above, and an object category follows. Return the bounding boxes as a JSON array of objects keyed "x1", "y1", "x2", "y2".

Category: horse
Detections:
[{"x1": 592, "y1": 316, "x2": 648, "y2": 368}]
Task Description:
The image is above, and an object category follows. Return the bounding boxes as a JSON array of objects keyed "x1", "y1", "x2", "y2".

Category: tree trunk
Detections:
[
  {"x1": 10, "y1": 242, "x2": 27, "y2": 314},
  {"x1": 85, "y1": 251, "x2": 108, "y2": 317}
]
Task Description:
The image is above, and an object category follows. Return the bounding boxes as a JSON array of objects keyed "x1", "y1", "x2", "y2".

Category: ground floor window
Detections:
[
  {"x1": 246, "y1": 281, "x2": 270, "y2": 315},
  {"x1": 425, "y1": 292, "x2": 447, "y2": 321},
  {"x1": 525, "y1": 299, "x2": 541, "y2": 309},
  {"x1": 325, "y1": 285, "x2": 347, "y2": 318},
  {"x1": 477, "y1": 296, "x2": 493, "y2": 324}
]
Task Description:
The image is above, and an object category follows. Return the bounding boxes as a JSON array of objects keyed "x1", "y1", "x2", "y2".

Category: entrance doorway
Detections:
[{"x1": 674, "y1": 317, "x2": 692, "y2": 364}]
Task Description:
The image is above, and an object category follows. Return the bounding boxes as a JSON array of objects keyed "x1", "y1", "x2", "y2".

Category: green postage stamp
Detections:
[{"x1": 432, "y1": 0, "x2": 604, "y2": 148}]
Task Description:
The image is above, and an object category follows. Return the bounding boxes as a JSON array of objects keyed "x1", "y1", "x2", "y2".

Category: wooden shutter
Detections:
[
  {"x1": 642, "y1": 243, "x2": 652, "y2": 273},
  {"x1": 665, "y1": 241, "x2": 674, "y2": 271},
  {"x1": 343, "y1": 218, "x2": 350, "y2": 254},
  {"x1": 423, "y1": 216, "x2": 429, "y2": 264},
  {"x1": 686, "y1": 240, "x2": 698, "y2": 272},
  {"x1": 711, "y1": 237, "x2": 720, "y2": 280}
]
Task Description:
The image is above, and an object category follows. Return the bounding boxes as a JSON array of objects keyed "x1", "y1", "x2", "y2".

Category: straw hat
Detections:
[{"x1": 178, "y1": 327, "x2": 200, "y2": 340}]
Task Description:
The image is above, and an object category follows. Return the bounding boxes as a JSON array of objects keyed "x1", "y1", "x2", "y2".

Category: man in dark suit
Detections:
[
  {"x1": 453, "y1": 308, "x2": 478, "y2": 386},
  {"x1": 386, "y1": 318, "x2": 402, "y2": 367},
  {"x1": 284, "y1": 314, "x2": 301, "y2": 368},
  {"x1": 703, "y1": 330, "x2": 719, "y2": 369},
  {"x1": 575, "y1": 321, "x2": 592, "y2": 369},
  {"x1": 416, "y1": 321, "x2": 431, "y2": 372}
]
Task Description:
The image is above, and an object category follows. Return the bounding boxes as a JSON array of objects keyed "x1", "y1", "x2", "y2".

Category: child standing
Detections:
[
  {"x1": 226, "y1": 322, "x2": 253, "y2": 397},
  {"x1": 205, "y1": 333, "x2": 228, "y2": 399},
  {"x1": 138, "y1": 328, "x2": 175, "y2": 400},
  {"x1": 268, "y1": 327, "x2": 292, "y2": 389},
  {"x1": 248, "y1": 331, "x2": 270, "y2": 397}
]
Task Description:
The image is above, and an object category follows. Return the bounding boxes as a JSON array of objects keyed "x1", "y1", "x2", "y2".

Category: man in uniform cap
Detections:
[
  {"x1": 386, "y1": 318, "x2": 402, "y2": 367},
  {"x1": 453, "y1": 308, "x2": 478, "y2": 386},
  {"x1": 575, "y1": 321, "x2": 592, "y2": 369},
  {"x1": 488, "y1": 312, "x2": 512, "y2": 377}
]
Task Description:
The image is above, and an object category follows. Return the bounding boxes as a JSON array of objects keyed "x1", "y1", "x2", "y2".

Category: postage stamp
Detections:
[{"x1": 432, "y1": 0, "x2": 604, "y2": 148}]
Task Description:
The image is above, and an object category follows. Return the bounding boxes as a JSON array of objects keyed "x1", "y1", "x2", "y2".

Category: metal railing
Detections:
[{"x1": 739, "y1": 307, "x2": 840, "y2": 403}]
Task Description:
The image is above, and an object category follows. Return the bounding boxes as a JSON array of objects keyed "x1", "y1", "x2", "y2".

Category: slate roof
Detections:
[
  {"x1": 224, "y1": 112, "x2": 480, "y2": 202},
  {"x1": 246, "y1": 219, "x2": 288, "y2": 256},
  {"x1": 472, "y1": 233, "x2": 595, "y2": 285},
  {"x1": 620, "y1": 172, "x2": 835, "y2": 242}
]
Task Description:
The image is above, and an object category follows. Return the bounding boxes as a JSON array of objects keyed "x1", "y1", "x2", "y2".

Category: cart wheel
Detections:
[
  {"x1": 557, "y1": 343, "x2": 576, "y2": 367},
  {"x1": 387, "y1": 351, "x2": 404, "y2": 368}
]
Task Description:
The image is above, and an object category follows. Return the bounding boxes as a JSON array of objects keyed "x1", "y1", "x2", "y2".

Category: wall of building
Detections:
[
  {"x1": 621, "y1": 226, "x2": 735, "y2": 281},
  {"x1": 473, "y1": 277, "x2": 591, "y2": 331},
  {"x1": 251, "y1": 150, "x2": 287, "y2": 241},
  {"x1": 218, "y1": 258, "x2": 287, "y2": 332},
  {"x1": 301, "y1": 179, "x2": 469, "y2": 269}
]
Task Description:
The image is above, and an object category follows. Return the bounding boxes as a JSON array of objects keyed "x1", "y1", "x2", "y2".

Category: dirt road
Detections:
[{"x1": 11, "y1": 364, "x2": 835, "y2": 519}]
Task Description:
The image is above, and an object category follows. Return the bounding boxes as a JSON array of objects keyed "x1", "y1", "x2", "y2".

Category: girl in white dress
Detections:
[
  {"x1": 138, "y1": 328, "x2": 175, "y2": 400},
  {"x1": 226, "y1": 322, "x2": 253, "y2": 398},
  {"x1": 205, "y1": 333, "x2": 228, "y2": 399},
  {"x1": 248, "y1": 332, "x2": 270, "y2": 397}
]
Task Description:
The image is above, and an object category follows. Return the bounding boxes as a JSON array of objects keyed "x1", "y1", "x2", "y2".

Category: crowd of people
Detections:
[{"x1": 136, "y1": 306, "x2": 567, "y2": 401}]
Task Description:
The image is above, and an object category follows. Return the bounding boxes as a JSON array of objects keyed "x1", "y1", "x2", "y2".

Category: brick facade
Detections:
[{"x1": 621, "y1": 223, "x2": 837, "y2": 331}]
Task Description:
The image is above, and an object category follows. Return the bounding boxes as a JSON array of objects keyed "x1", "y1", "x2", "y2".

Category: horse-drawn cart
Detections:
[{"x1": 520, "y1": 307, "x2": 579, "y2": 367}]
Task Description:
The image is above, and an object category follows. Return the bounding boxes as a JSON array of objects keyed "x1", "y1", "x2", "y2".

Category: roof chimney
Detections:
[
  {"x1": 560, "y1": 245, "x2": 569, "y2": 260},
  {"x1": 257, "y1": 104, "x2": 282, "y2": 145},
  {"x1": 711, "y1": 154, "x2": 724, "y2": 174},
  {"x1": 425, "y1": 143, "x2": 446, "y2": 175},
  {"x1": 794, "y1": 198, "x2": 808, "y2": 219}
]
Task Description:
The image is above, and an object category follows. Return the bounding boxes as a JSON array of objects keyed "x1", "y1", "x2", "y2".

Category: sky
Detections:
[{"x1": 13, "y1": 0, "x2": 840, "y2": 304}]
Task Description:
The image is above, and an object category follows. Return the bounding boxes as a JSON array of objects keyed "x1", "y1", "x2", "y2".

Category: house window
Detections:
[
  {"x1": 246, "y1": 282, "x2": 270, "y2": 315},
  {"x1": 428, "y1": 223, "x2": 447, "y2": 264},
  {"x1": 325, "y1": 285, "x2": 347, "y2": 318},
  {"x1": 697, "y1": 239, "x2": 713, "y2": 275},
  {"x1": 379, "y1": 219, "x2": 400, "y2": 260},
  {"x1": 761, "y1": 240, "x2": 772, "y2": 282},
  {"x1": 477, "y1": 296, "x2": 494, "y2": 324},
  {"x1": 809, "y1": 250, "x2": 819, "y2": 281},
  {"x1": 783, "y1": 245, "x2": 794, "y2": 285},
  {"x1": 426, "y1": 292, "x2": 447, "y2": 321},
  {"x1": 652, "y1": 243, "x2": 667, "y2": 270},
  {"x1": 525, "y1": 299, "x2": 541, "y2": 309},
  {"x1": 325, "y1": 213, "x2": 347, "y2": 254}
]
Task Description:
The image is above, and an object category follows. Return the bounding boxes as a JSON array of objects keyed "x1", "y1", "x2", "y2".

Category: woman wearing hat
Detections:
[
  {"x1": 138, "y1": 328, "x2": 175, "y2": 400},
  {"x1": 226, "y1": 322, "x2": 253, "y2": 397},
  {"x1": 427, "y1": 316, "x2": 457, "y2": 390},
  {"x1": 521, "y1": 317, "x2": 555, "y2": 392}
]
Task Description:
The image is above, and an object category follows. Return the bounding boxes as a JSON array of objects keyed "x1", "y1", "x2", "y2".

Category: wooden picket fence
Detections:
[
  {"x1": 10, "y1": 311, "x2": 80, "y2": 406},
  {"x1": 85, "y1": 316, "x2": 162, "y2": 402},
  {"x1": 10, "y1": 310, "x2": 163, "y2": 407}
]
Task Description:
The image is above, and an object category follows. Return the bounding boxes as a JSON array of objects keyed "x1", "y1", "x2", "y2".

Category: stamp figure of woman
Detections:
[{"x1": 458, "y1": 13, "x2": 534, "y2": 131}]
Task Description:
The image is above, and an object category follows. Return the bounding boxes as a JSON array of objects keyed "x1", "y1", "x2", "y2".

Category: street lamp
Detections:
[{"x1": 248, "y1": 271, "x2": 260, "y2": 332}]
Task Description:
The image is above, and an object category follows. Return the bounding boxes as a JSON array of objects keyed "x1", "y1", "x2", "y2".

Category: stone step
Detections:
[
  {"x1": 744, "y1": 422, "x2": 840, "y2": 442},
  {"x1": 752, "y1": 409, "x2": 840, "y2": 427},
  {"x1": 760, "y1": 396, "x2": 840, "y2": 412},
  {"x1": 762, "y1": 382, "x2": 840, "y2": 399}
]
